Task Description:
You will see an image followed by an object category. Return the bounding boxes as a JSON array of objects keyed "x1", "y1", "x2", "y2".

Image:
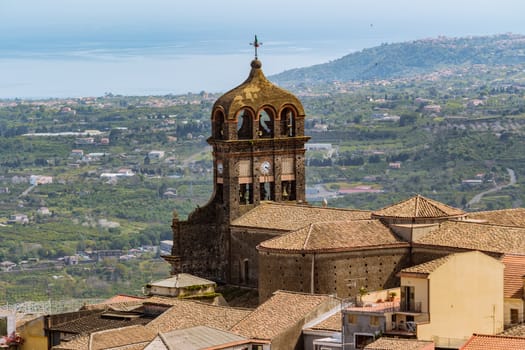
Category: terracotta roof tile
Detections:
[
  {"x1": 230, "y1": 290, "x2": 335, "y2": 340},
  {"x1": 232, "y1": 202, "x2": 371, "y2": 231},
  {"x1": 460, "y1": 334, "x2": 525, "y2": 350},
  {"x1": 308, "y1": 312, "x2": 342, "y2": 332},
  {"x1": 258, "y1": 220, "x2": 407, "y2": 253},
  {"x1": 49, "y1": 311, "x2": 151, "y2": 334},
  {"x1": 501, "y1": 323, "x2": 525, "y2": 337},
  {"x1": 90, "y1": 325, "x2": 156, "y2": 350},
  {"x1": 401, "y1": 255, "x2": 452, "y2": 275},
  {"x1": 372, "y1": 195, "x2": 465, "y2": 219},
  {"x1": 52, "y1": 334, "x2": 90, "y2": 350},
  {"x1": 414, "y1": 221, "x2": 525, "y2": 254},
  {"x1": 146, "y1": 299, "x2": 251, "y2": 334},
  {"x1": 81, "y1": 297, "x2": 145, "y2": 311},
  {"x1": 501, "y1": 255, "x2": 525, "y2": 299},
  {"x1": 468, "y1": 208, "x2": 525, "y2": 227},
  {"x1": 364, "y1": 337, "x2": 434, "y2": 349}
]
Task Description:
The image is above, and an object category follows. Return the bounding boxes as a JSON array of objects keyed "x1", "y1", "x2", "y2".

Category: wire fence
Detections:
[{"x1": 0, "y1": 298, "x2": 105, "y2": 315}]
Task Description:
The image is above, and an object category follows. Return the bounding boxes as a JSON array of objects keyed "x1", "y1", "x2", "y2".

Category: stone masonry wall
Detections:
[
  {"x1": 230, "y1": 228, "x2": 278, "y2": 287},
  {"x1": 258, "y1": 248, "x2": 411, "y2": 303}
]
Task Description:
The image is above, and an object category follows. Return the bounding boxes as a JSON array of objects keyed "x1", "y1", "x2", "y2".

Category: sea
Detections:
[
  {"x1": 0, "y1": 29, "x2": 522, "y2": 100},
  {"x1": 0, "y1": 38, "x2": 355, "y2": 100}
]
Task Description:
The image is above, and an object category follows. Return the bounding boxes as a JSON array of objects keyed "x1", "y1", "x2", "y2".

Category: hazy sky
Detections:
[
  {"x1": 1, "y1": 0, "x2": 524, "y2": 46},
  {"x1": 0, "y1": 0, "x2": 524, "y2": 98}
]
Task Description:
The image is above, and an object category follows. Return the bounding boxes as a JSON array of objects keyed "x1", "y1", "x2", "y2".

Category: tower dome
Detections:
[
  {"x1": 212, "y1": 59, "x2": 305, "y2": 122},
  {"x1": 210, "y1": 57, "x2": 306, "y2": 142}
]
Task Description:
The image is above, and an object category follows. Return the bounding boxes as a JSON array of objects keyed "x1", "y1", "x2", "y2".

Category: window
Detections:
[
  {"x1": 0, "y1": 317, "x2": 7, "y2": 337},
  {"x1": 355, "y1": 334, "x2": 375, "y2": 349},
  {"x1": 346, "y1": 314, "x2": 357, "y2": 324},
  {"x1": 401, "y1": 286, "x2": 415, "y2": 312},
  {"x1": 370, "y1": 316, "x2": 380, "y2": 326},
  {"x1": 511, "y1": 308, "x2": 519, "y2": 324}
]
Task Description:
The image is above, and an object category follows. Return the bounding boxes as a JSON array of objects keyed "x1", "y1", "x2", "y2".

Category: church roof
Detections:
[
  {"x1": 372, "y1": 194, "x2": 465, "y2": 219},
  {"x1": 258, "y1": 219, "x2": 408, "y2": 253},
  {"x1": 414, "y1": 221, "x2": 525, "y2": 254},
  {"x1": 468, "y1": 208, "x2": 525, "y2": 227},
  {"x1": 231, "y1": 202, "x2": 371, "y2": 232},
  {"x1": 212, "y1": 59, "x2": 305, "y2": 120}
]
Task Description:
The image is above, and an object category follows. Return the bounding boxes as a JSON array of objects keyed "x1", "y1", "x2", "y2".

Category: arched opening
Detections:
[
  {"x1": 236, "y1": 108, "x2": 253, "y2": 139},
  {"x1": 280, "y1": 107, "x2": 296, "y2": 137},
  {"x1": 258, "y1": 108, "x2": 274, "y2": 138},
  {"x1": 213, "y1": 109, "x2": 225, "y2": 139}
]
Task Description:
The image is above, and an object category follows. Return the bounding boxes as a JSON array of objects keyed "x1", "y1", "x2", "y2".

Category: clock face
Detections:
[
  {"x1": 260, "y1": 161, "x2": 271, "y2": 175},
  {"x1": 217, "y1": 161, "x2": 224, "y2": 175}
]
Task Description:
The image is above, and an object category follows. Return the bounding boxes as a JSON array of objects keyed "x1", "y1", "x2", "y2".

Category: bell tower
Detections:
[
  {"x1": 164, "y1": 37, "x2": 309, "y2": 282},
  {"x1": 209, "y1": 39, "x2": 310, "y2": 222}
]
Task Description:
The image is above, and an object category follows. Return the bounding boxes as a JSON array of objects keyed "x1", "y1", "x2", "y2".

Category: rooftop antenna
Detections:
[{"x1": 250, "y1": 35, "x2": 262, "y2": 59}]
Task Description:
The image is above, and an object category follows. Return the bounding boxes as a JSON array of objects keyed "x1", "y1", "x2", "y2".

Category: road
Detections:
[{"x1": 467, "y1": 168, "x2": 516, "y2": 208}]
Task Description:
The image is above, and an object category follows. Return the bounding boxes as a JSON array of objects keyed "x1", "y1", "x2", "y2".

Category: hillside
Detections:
[{"x1": 271, "y1": 34, "x2": 525, "y2": 86}]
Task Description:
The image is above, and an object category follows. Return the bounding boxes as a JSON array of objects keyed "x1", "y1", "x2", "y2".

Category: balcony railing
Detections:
[{"x1": 400, "y1": 301, "x2": 422, "y2": 313}]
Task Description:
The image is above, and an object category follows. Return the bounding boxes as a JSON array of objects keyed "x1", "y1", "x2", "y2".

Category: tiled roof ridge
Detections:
[
  {"x1": 414, "y1": 194, "x2": 421, "y2": 216},
  {"x1": 258, "y1": 242, "x2": 409, "y2": 254},
  {"x1": 472, "y1": 207, "x2": 525, "y2": 214},
  {"x1": 146, "y1": 295, "x2": 254, "y2": 312},
  {"x1": 273, "y1": 289, "x2": 337, "y2": 298},
  {"x1": 303, "y1": 224, "x2": 315, "y2": 250},
  {"x1": 258, "y1": 201, "x2": 371, "y2": 213},
  {"x1": 452, "y1": 219, "x2": 525, "y2": 229}
]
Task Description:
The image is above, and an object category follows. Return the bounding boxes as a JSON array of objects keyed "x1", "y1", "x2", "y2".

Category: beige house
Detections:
[{"x1": 398, "y1": 251, "x2": 504, "y2": 348}]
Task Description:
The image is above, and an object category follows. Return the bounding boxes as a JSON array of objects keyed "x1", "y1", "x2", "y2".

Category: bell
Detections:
[{"x1": 282, "y1": 187, "x2": 288, "y2": 198}]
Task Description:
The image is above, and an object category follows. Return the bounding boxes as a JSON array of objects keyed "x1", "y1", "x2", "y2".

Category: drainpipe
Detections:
[{"x1": 310, "y1": 253, "x2": 315, "y2": 294}]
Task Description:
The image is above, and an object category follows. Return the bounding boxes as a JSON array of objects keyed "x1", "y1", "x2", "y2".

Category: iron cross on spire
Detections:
[{"x1": 250, "y1": 35, "x2": 262, "y2": 59}]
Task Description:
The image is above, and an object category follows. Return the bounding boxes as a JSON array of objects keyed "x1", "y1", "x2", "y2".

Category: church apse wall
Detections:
[{"x1": 258, "y1": 248, "x2": 411, "y2": 303}]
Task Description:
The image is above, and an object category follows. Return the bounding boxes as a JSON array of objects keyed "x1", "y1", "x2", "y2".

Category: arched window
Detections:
[
  {"x1": 213, "y1": 110, "x2": 225, "y2": 139},
  {"x1": 280, "y1": 107, "x2": 296, "y2": 137},
  {"x1": 258, "y1": 108, "x2": 274, "y2": 138},
  {"x1": 237, "y1": 109, "x2": 253, "y2": 139}
]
